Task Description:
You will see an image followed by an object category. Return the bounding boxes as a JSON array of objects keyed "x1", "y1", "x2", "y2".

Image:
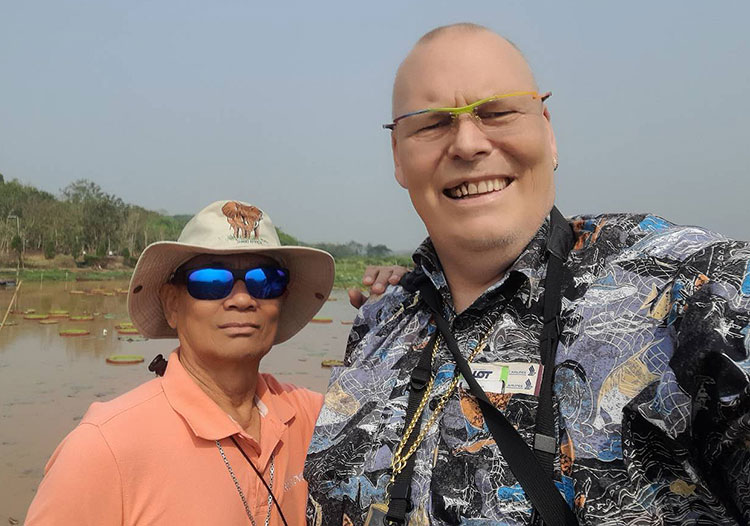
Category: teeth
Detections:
[{"x1": 448, "y1": 177, "x2": 510, "y2": 198}]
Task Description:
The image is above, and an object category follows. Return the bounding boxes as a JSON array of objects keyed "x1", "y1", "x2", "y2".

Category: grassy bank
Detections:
[
  {"x1": 334, "y1": 256, "x2": 413, "y2": 289},
  {"x1": 1, "y1": 255, "x2": 413, "y2": 288},
  {"x1": 0, "y1": 268, "x2": 132, "y2": 282}
]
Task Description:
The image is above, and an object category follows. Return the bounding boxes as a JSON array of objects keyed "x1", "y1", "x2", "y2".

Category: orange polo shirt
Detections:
[{"x1": 26, "y1": 351, "x2": 323, "y2": 526}]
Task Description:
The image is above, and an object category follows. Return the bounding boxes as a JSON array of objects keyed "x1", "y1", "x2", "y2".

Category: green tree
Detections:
[
  {"x1": 10, "y1": 234, "x2": 23, "y2": 267},
  {"x1": 366, "y1": 244, "x2": 392, "y2": 258},
  {"x1": 44, "y1": 239, "x2": 56, "y2": 259},
  {"x1": 61, "y1": 179, "x2": 125, "y2": 255},
  {"x1": 276, "y1": 227, "x2": 303, "y2": 246}
]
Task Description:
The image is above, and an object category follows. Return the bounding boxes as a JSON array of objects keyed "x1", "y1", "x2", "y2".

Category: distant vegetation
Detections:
[
  {"x1": 0, "y1": 177, "x2": 187, "y2": 267},
  {"x1": 0, "y1": 176, "x2": 411, "y2": 285}
]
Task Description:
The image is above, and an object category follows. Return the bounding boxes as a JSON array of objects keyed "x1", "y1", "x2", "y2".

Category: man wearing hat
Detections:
[{"x1": 26, "y1": 199, "x2": 400, "y2": 525}]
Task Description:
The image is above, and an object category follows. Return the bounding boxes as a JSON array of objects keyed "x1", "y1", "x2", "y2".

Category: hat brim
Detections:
[{"x1": 127, "y1": 241, "x2": 335, "y2": 344}]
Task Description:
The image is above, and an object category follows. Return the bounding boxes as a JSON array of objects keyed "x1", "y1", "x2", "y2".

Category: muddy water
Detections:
[{"x1": 0, "y1": 281, "x2": 355, "y2": 524}]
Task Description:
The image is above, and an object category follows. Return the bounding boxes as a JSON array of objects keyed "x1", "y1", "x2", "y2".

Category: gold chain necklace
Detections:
[{"x1": 388, "y1": 326, "x2": 495, "y2": 487}]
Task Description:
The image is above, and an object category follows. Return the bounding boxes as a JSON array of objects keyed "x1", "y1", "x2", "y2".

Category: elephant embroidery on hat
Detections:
[{"x1": 221, "y1": 201, "x2": 263, "y2": 239}]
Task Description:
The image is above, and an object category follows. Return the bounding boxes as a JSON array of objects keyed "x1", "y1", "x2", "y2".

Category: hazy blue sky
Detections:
[{"x1": 2, "y1": 1, "x2": 748, "y2": 251}]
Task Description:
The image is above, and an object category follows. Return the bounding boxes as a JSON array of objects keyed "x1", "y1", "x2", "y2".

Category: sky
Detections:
[{"x1": 1, "y1": 1, "x2": 748, "y2": 251}]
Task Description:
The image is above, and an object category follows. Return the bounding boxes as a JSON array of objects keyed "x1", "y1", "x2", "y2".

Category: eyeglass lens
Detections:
[
  {"x1": 186, "y1": 267, "x2": 288, "y2": 300},
  {"x1": 400, "y1": 94, "x2": 543, "y2": 140}
]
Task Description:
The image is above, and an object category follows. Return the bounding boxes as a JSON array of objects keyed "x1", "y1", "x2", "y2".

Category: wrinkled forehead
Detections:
[
  {"x1": 181, "y1": 252, "x2": 281, "y2": 270},
  {"x1": 393, "y1": 30, "x2": 537, "y2": 116}
]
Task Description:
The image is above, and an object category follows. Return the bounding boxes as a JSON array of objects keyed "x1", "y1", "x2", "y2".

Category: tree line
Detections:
[
  {"x1": 0, "y1": 175, "x2": 394, "y2": 266},
  {"x1": 0, "y1": 177, "x2": 188, "y2": 264}
]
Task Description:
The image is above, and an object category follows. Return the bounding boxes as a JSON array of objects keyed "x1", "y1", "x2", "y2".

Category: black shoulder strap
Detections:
[
  {"x1": 385, "y1": 329, "x2": 439, "y2": 524},
  {"x1": 419, "y1": 282, "x2": 578, "y2": 526},
  {"x1": 390, "y1": 207, "x2": 577, "y2": 526},
  {"x1": 534, "y1": 207, "x2": 574, "y2": 477}
]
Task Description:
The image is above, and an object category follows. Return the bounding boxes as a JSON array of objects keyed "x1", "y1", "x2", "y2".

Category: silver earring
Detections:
[{"x1": 553, "y1": 156, "x2": 559, "y2": 171}]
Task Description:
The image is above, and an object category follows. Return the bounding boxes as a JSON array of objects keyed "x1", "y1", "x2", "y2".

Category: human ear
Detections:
[
  {"x1": 159, "y1": 283, "x2": 180, "y2": 330},
  {"x1": 543, "y1": 106, "x2": 558, "y2": 167},
  {"x1": 392, "y1": 133, "x2": 408, "y2": 189}
]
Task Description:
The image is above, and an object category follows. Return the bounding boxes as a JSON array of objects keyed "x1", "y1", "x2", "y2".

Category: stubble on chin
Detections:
[{"x1": 455, "y1": 230, "x2": 521, "y2": 254}]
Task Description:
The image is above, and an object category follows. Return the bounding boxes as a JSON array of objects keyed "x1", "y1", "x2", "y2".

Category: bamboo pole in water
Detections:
[{"x1": 0, "y1": 280, "x2": 23, "y2": 333}]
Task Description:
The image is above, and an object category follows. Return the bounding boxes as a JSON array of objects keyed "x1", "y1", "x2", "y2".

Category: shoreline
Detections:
[{"x1": 0, "y1": 256, "x2": 413, "y2": 289}]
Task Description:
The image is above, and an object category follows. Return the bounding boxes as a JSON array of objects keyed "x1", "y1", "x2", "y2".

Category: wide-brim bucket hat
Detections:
[{"x1": 127, "y1": 200, "x2": 335, "y2": 344}]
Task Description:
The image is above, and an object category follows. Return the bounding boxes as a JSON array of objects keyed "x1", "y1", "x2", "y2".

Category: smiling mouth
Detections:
[{"x1": 444, "y1": 177, "x2": 512, "y2": 199}]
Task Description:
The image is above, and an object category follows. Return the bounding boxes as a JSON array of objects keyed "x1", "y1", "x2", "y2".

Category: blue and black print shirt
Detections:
[{"x1": 305, "y1": 212, "x2": 750, "y2": 525}]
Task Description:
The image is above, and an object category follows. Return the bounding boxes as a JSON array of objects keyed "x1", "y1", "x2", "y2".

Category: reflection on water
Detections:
[{"x1": 0, "y1": 280, "x2": 354, "y2": 523}]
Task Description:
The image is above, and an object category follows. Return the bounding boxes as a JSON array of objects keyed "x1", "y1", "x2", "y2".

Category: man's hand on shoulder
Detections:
[{"x1": 348, "y1": 265, "x2": 410, "y2": 309}]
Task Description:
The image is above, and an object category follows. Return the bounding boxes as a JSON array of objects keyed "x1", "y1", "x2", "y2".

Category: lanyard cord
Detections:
[
  {"x1": 384, "y1": 295, "x2": 520, "y2": 525},
  {"x1": 216, "y1": 439, "x2": 273, "y2": 526},
  {"x1": 145, "y1": 357, "x2": 289, "y2": 525},
  {"x1": 420, "y1": 278, "x2": 578, "y2": 526},
  {"x1": 389, "y1": 206, "x2": 577, "y2": 526},
  {"x1": 389, "y1": 323, "x2": 498, "y2": 484},
  {"x1": 228, "y1": 436, "x2": 289, "y2": 526}
]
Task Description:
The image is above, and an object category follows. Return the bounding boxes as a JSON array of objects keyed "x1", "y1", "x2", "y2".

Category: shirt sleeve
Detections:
[
  {"x1": 25, "y1": 423, "x2": 123, "y2": 526},
  {"x1": 295, "y1": 387, "x2": 324, "y2": 428},
  {"x1": 672, "y1": 240, "x2": 750, "y2": 520}
]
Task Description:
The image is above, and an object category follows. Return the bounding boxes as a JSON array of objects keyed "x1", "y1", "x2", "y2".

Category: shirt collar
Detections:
[
  {"x1": 411, "y1": 215, "x2": 557, "y2": 314},
  {"x1": 162, "y1": 350, "x2": 296, "y2": 444}
]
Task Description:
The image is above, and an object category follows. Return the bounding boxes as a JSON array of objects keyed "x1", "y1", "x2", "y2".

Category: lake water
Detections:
[{"x1": 0, "y1": 280, "x2": 354, "y2": 524}]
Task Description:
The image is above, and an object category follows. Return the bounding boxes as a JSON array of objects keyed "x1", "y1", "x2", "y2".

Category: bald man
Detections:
[{"x1": 305, "y1": 24, "x2": 750, "y2": 525}]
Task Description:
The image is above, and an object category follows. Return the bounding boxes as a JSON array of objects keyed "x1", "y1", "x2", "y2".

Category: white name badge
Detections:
[{"x1": 460, "y1": 362, "x2": 543, "y2": 396}]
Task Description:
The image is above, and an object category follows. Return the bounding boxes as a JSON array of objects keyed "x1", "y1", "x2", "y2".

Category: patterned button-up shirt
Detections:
[{"x1": 305, "y1": 213, "x2": 750, "y2": 525}]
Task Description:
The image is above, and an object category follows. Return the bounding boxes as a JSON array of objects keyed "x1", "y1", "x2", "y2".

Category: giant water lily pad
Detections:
[
  {"x1": 106, "y1": 354, "x2": 144, "y2": 364},
  {"x1": 117, "y1": 334, "x2": 147, "y2": 342},
  {"x1": 24, "y1": 313, "x2": 49, "y2": 320},
  {"x1": 321, "y1": 359, "x2": 345, "y2": 368},
  {"x1": 70, "y1": 315, "x2": 94, "y2": 322},
  {"x1": 60, "y1": 329, "x2": 90, "y2": 337},
  {"x1": 39, "y1": 319, "x2": 60, "y2": 325}
]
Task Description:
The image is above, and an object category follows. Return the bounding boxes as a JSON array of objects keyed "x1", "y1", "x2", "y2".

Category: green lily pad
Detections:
[
  {"x1": 24, "y1": 313, "x2": 49, "y2": 320},
  {"x1": 321, "y1": 359, "x2": 345, "y2": 368},
  {"x1": 106, "y1": 354, "x2": 144, "y2": 364},
  {"x1": 60, "y1": 329, "x2": 90, "y2": 337}
]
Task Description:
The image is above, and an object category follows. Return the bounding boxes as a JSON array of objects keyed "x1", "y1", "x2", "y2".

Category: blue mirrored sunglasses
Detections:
[{"x1": 171, "y1": 266, "x2": 290, "y2": 300}]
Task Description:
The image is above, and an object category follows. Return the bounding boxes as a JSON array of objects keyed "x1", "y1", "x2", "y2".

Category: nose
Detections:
[
  {"x1": 446, "y1": 113, "x2": 492, "y2": 161},
  {"x1": 223, "y1": 279, "x2": 258, "y2": 310}
]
